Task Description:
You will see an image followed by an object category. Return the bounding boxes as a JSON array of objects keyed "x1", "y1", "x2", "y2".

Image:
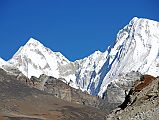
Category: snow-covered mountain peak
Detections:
[
  {"x1": 127, "y1": 17, "x2": 159, "y2": 34},
  {"x1": 8, "y1": 38, "x2": 71, "y2": 79},
  {"x1": 22, "y1": 38, "x2": 47, "y2": 54},
  {"x1": 98, "y1": 17, "x2": 159, "y2": 97},
  {"x1": 25, "y1": 37, "x2": 42, "y2": 46},
  {"x1": 129, "y1": 17, "x2": 138, "y2": 24},
  {"x1": 84, "y1": 50, "x2": 102, "y2": 61}
]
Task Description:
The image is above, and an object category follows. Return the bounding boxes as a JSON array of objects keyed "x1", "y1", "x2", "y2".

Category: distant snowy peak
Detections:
[
  {"x1": 8, "y1": 38, "x2": 70, "y2": 78},
  {"x1": 25, "y1": 37, "x2": 42, "y2": 46}
]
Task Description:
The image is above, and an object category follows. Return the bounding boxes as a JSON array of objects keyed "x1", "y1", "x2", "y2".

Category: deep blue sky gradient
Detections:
[{"x1": 0, "y1": 0, "x2": 159, "y2": 61}]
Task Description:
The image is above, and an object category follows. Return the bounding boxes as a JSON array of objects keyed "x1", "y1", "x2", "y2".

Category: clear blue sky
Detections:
[{"x1": 0, "y1": 0, "x2": 159, "y2": 61}]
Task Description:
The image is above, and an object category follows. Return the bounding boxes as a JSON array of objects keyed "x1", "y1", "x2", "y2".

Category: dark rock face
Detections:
[{"x1": 118, "y1": 89, "x2": 133, "y2": 110}]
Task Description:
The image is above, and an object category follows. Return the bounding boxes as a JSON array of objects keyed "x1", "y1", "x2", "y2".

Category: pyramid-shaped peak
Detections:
[
  {"x1": 25, "y1": 37, "x2": 44, "y2": 47},
  {"x1": 27, "y1": 37, "x2": 41, "y2": 44},
  {"x1": 131, "y1": 17, "x2": 139, "y2": 21},
  {"x1": 129, "y1": 17, "x2": 139, "y2": 25}
]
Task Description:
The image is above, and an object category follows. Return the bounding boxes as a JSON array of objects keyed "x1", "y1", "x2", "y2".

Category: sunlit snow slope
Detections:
[{"x1": 98, "y1": 17, "x2": 159, "y2": 96}]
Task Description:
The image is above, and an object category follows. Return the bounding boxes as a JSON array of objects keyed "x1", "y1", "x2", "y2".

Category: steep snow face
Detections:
[
  {"x1": 74, "y1": 49, "x2": 109, "y2": 94},
  {"x1": 8, "y1": 38, "x2": 71, "y2": 79},
  {"x1": 98, "y1": 17, "x2": 159, "y2": 96}
]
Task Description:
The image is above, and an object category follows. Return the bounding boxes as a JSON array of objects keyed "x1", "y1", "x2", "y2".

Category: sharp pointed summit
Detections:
[
  {"x1": 24, "y1": 37, "x2": 45, "y2": 48},
  {"x1": 8, "y1": 37, "x2": 68, "y2": 79},
  {"x1": 27, "y1": 37, "x2": 39, "y2": 43}
]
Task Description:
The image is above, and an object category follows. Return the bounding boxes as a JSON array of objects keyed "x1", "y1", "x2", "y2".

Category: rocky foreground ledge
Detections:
[{"x1": 107, "y1": 75, "x2": 159, "y2": 120}]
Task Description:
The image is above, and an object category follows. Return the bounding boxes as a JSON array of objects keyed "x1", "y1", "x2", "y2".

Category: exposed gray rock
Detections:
[
  {"x1": 30, "y1": 74, "x2": 114, "y2": 113},
  {"x1": 106, "y1": 75, "x2": 159, "y2": 120},
  {"x1": 104, "y1": 71, "x2": 142, "y2": 104}
]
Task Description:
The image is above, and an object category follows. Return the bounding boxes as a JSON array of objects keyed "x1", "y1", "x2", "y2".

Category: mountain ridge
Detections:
[{"x1": 0, "y1": 17, "x2": 159, "y2": 99}]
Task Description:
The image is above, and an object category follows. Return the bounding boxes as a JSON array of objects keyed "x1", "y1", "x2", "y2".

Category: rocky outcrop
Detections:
[
  {"x1": 30, "y1": 74, "x2": 112, "y2": 113},
  {"x1": 0, "y1": 68, "x2": 107, "y2": 120},
  {"x1": 106, "y1": 75, "x2": 159, "y2": 120},
  {"x1": 103, "y1": 71, "x2": 142, "y2": 104},
  {"x1": 134, "y1": 75, "x2": 155, "y2": 92}
]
